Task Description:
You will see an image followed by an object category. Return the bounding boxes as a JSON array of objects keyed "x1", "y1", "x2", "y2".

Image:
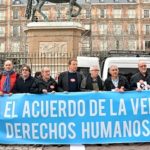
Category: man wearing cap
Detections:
[{"x1": 81, "y1": 65, "x2": 103, "y2": 91}]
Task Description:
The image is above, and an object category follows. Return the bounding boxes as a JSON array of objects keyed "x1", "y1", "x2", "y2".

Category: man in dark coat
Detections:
[
  {"x1": 104, "y1": 65, "x2": 129, "y2": 91},
  {"x1": 13, "y1": 65, "x2": 34, "y2": 93},
  {"x1": 130, "y1": 60, "x2": 150, "y2": 90},
  {"x1": 30, "y1": 67, "x2": 57, "y2": 94},
  {"x1": 81, "y1": 65, "x2": 103, "y2": 91},
  {"x1": 58, "y1": 58, "x2": 83, "y2": 92}
]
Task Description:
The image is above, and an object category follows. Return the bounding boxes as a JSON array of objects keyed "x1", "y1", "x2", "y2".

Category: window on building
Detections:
[
  {"x1": 0, "y1": 42, "x2": 5, "y2": 52},
  {"x1": 145, "y1": 25, "x2": 150, "y2": 34},
  {"x1": 99, "y1": 9, "x2": 106, "y2": 18},
  {"x1": 12, "y1": 42, "x2": 20, "y2": 52},
  {"x1": 113, "y1": 24, "x2": 122, "y2": 35},
  {"x1": 100, "y1": 40, "x2": 107, "y2": 50},
  {"x1": 114, "y1": 0, "x2": 119, "y2": 3},
  {"x1": 0, "y1": 27, "x2": 5, "y2": 37},
  {"x1": 128, "y1": 9, "x2": 136, "y2": 18},
  {"x1": 145, "y1": 41, "x2": 150, "y2": 50},
  {"x1": 112, "y1": 40, "x2": 123, "y2": 50},
  {"x1": 116, "y1": 40, "x2": 119, "y2": 49},
  {"x1": 13, "y1": 10, "x2": 19, "y2": 19},
  {"x1": 0, "y1": 0, "x2": 4, "y2": 4},
  {"x1": 128, "y1": 24, "x2": 136, "y2": 34},
  {"x1": 128, "y1": 40, "x2": 136, "y2": 50},
  {"x1": 86, "y1": 9, "x2": 91, "y2": 18},
  {"x1": 144, "y1": 10, "x2": 150, "y2": 18},
  {"x1": 113, "y1": 9, "x2": 122, "y2": 18},
  {"x1": 99, "y1": 24, "x2": 107, "y2": 34},
  {"x1": 12, "y1": 26, "x2": 20, "y2": 37},
  {"x1": 0, "y1": 11, "x2": 5, "y2": 20}
]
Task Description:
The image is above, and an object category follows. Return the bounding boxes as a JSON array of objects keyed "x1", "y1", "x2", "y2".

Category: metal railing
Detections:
[
  {"x1": 0, "y1": 52, "x2": 74, "y2": 78},
  {"x1": 1, "y1": 50, "x2": 148, "y2": 77}
]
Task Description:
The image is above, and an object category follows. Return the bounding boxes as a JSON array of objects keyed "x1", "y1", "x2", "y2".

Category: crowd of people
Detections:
[{"x1": 0, "y1": 58, "x2": 150, "y2": 95}]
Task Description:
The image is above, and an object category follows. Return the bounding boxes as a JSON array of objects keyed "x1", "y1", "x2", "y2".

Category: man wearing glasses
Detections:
[
  {"x1": 130, "y1": 60, "x2": 150, "y2": 90},
  {"x1": 13, "y1": 64, "x2": 34, "y2": 93}
]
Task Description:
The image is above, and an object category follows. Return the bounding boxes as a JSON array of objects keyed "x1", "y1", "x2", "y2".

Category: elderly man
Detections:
[
  {"x1": 81, "y1": 65, "x2": 103, "y2": 91},
  {"x1": 30, "y1": 67, "x2": 57, "y2": 94},
  {"x1": 130, "y1": 60, "x2": 150, "y2": 90},
  {"x1": 58, "y1": 58, "x2": 83, "y2": 92},
  {"x1": 104, "y1": 65, "x2": 129, "y2": 91},
  {"x1": 0, "y1": 60, "x2": 18, "y2": 96}
]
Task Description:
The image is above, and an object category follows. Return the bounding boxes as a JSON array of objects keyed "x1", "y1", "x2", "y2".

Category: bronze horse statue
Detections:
[{"x1": 25, "y1": 0, "x2": 82, "y2": 21}]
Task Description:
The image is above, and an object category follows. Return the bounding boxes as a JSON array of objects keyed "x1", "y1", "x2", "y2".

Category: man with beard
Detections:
[{"x1": 130, "y1": 60, "x2": 150, "y2": 90}]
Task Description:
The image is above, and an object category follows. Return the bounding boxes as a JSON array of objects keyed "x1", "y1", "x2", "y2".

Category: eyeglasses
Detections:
[
  {"x1": 22, "y1": 69, "x2": 29, "y2": 71},
  {"x1": 111, "y1": 69, "x2": 118, "y2": 71},
  {"x1": 91, "y1": 70, "x2": 99, "y2": 71},
  {"x1": 139, "y1": 65, "x2": 147, "y2": 68}
]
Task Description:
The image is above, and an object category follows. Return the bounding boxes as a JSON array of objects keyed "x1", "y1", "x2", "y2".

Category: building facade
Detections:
[{"x1": 0, "y1": 0, "x2": 150, "y2": 53}]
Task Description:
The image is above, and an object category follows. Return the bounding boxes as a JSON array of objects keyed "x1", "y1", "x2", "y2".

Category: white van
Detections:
[
  {"x1": 102, "y1": 57, "x2": 150, "y2": 81},
  {"x1": 77, "y1": 56, "x2": 100, "y2": 77}
]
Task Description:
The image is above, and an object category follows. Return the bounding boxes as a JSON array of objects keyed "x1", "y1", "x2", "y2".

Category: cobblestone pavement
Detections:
[{"x1": 0, "y1": 144, "x2": 150, "y2": 150}]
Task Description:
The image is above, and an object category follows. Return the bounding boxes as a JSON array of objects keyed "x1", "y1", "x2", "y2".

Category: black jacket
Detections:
[
  {"x1": 81, "y1": 74, "x2": 103, "y2": 91},
  {"x1": 104, "y1": 75, "x2": 130, "y2": 91},
  {"x1": 130, "y1": 72, "x2": 150, "y2": 90},
  {"x1": 58, "y1": 71, "x2": 83, "y2": 92},
  {"x1": 30, "y1": 77, "x2": 58, "y2": 94},
  {"x1": 13, "y1": 75, "x2": 34, "y2": 93}
]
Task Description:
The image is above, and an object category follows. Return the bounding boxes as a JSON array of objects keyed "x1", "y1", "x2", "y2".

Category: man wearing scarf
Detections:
[{"x1": 0, "y1": 60, "x2": 17, "y2": 96}]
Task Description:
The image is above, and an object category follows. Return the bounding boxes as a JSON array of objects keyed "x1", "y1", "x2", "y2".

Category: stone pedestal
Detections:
[{"x1": 24, "y1": 22, "x2": 85, "y2": 54}]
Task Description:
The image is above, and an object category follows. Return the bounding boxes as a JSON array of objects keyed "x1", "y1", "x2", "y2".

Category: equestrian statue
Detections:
[{"x1": 25, "y1": 0, "x2": 82, "y2": 21}]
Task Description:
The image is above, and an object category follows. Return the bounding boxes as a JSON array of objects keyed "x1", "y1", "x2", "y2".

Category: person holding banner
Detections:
[
  {"x1": 0, "y1": 60, "x2": 18, "y2": 96},
  {"x1": 130, "y1": 60, "x2": 150, "y2": 90},
  {"x1": 104, "y1": 65, "x2": 129, "y2": 91},
  {"x1": 58, "y1": 58, "x2": 83, "y2": 92},
  {"x1": 81, "y1": 65, "x2": 103, "y2": 91},
  {"x1": 30, "y1": 67, "x2": 57, "y2": 94},
  {"x1": 12, "y1": 65, "x2": 34, "y2": 93}
]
